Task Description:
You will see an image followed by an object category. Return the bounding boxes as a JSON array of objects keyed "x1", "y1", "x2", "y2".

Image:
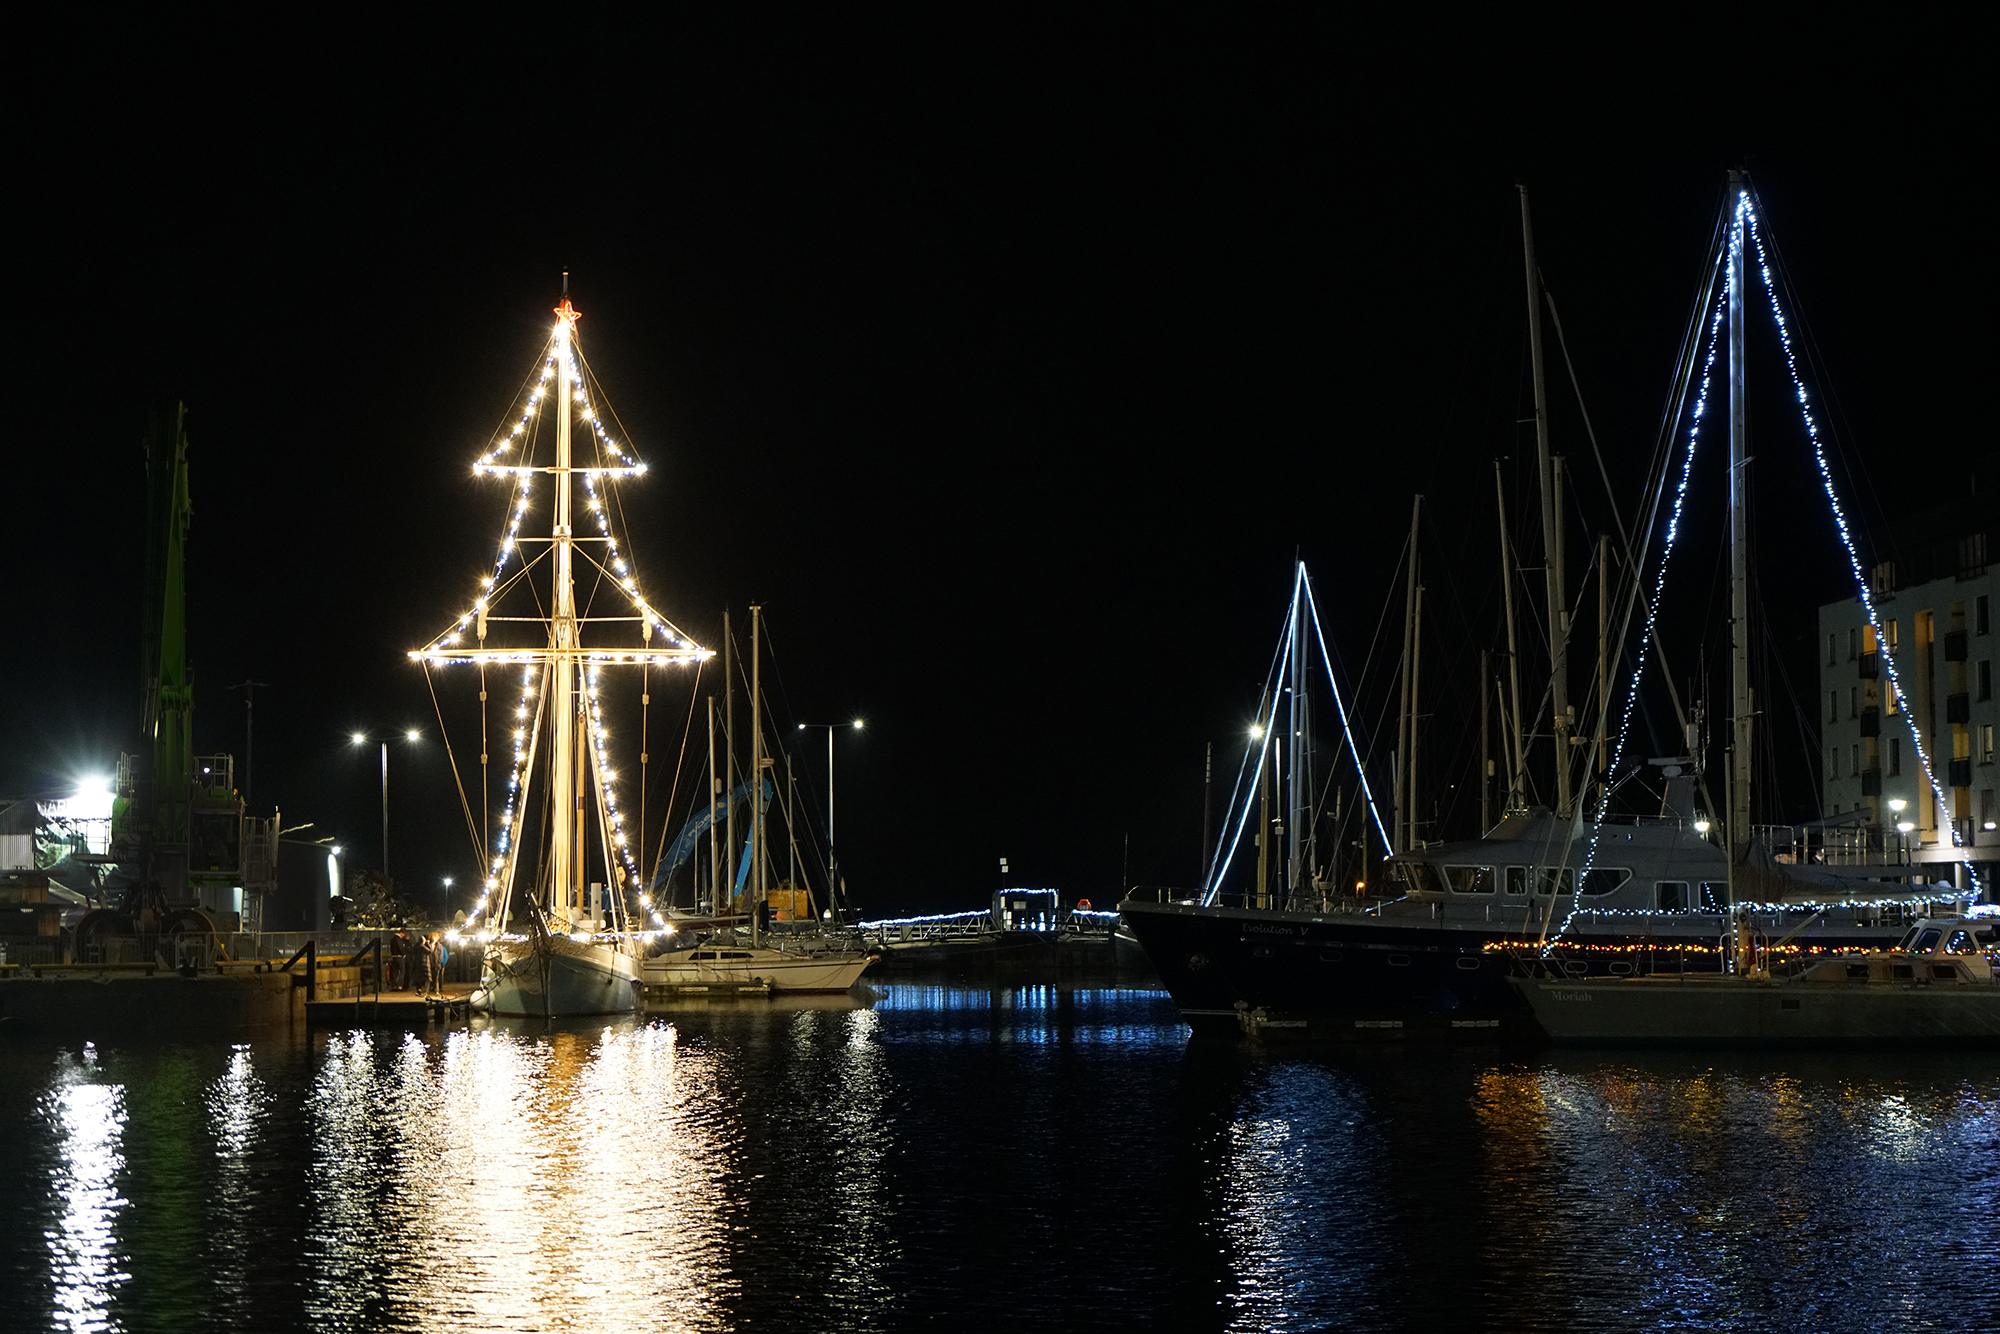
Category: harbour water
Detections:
[{"x1": 5, "y1": 987, "x2": 1998, "y2": 1332}]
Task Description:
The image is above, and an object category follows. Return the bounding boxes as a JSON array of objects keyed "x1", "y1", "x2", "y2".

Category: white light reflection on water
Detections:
[
  {"x1": 1216, "y1": 1062, "x2": 1384, "y2": 1333},
  {"x1": 203, "y1": 1044, "x2": 269, "y2": 1316},
  {"x1": 1472, "y1": 1060, "x2": 2000, "y2": 1331},
  {"x1": 304, "y1": 1020, "x2": 731, "y2": 1334},
  {"x1": 43, "y1": 1052, "x2": 130, "y2": 1334}
]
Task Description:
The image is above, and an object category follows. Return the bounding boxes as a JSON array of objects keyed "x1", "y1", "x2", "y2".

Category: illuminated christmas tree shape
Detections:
[{"x1": 410, "y1": 299, "x2": 713, "y2": 935}]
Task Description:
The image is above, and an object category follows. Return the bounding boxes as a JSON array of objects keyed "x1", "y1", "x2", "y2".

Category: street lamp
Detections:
[
  {"x1": 350, "y1": 729, "x2": 422, "y2": 880},
  {"x1": 797, "y1": 719, "x2": 864, "y2": 911}
]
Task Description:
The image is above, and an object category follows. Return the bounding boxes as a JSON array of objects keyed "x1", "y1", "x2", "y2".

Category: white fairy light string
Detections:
[
  {"x1": 417, "y1": 301, "x2": 713, "y2": 944},
  {"x1": 1547, "y1": 262, "x2": 1729, "y2": 952},
  {"x1": 1743, "y1": 197, "x2": 1968, "y2": 880},
  {"x1": 1547, "y1": 185, "x2": 1982, "y2": 952}
]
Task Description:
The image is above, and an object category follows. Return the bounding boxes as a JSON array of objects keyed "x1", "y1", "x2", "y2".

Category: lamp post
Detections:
[
  {"x1": 351, "y1": 729, "x2": 422, "y2": 880},
  {"x1": 796, "y1": 719, "x2": 863, "y2": 912}
]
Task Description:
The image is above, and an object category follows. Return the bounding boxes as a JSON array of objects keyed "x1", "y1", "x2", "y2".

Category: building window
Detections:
[
  {"x1": 1849, "y1": 685, "x2": 1858, "y2": 718},
  {"x1": 1980, "y1": 660, "x2": 1992, "y2": 702},
  {"x1": 1829, "y1": 746, "x2": 1840, "y2": 779},
  {"x1": 1891, "y1": 736, "x2": 1902, "y2": 776},
  {"x1": 1829, "y1": 690, "x2": 1840, "y2": 724},
  {"x1": 1960, "y1": 532, "x2": 1989, "y2": 578},
  {"x1": 1828, "y1": 633, "x2": 1838, "y2": 666},
  {"x1": 1978, "y1": 594, "x2": 1991, "y2": 636},
  {"x1": 1982, "y1": 788, "x2": 1995, "y2": 830},
  {"x1": 1848, "y1": 627, "x2": 1859, "y2": 660},
  {"x1": 1887, "y1": 682, "x2": 1901, "y2": 716},
  {"x1": 1982, "y1": 724, "x2": 1996, "y2": 765},
  {"x1": 1852, "y1": 743, "x2": 1860, "y2": 776},
  {"x1": 1888, "y1": 619, "x2": 1900, "y2": 652}
]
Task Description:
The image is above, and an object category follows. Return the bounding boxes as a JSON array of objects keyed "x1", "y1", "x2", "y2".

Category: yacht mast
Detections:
[
  {"x1": 1520, "y1": 186, "x2": 1572, "y2": 815},
  {"x1": 551, "y1": 301, "x2": 579, "y2": 923},
  {"x1": 1287, "y1": 563, "x2": 1306, "y2": 893},
  {"x1": 1726, "y1": 170, "x2": 1754, "y2": 871},
  {"x1": 1394, "y1": 496, "x2": 1421, "y2": 852},
  {"x1": 751, "y1": 604, "x2": 766, "y2": 944},
  {"x1": 1493, "y1": 463, "x2": 1527, "y2": 810}
]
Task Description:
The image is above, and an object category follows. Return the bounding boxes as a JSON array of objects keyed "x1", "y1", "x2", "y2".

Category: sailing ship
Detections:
[
  {"x1": 635, "y1": 605, "x2": 876, "y2": 995},
  {"x1": 416, "y1": 294, "x2": 712, "y2": 1018},
  {"x1": 1121, "y1": 177, "x2": 1990, "y2": 1040}
]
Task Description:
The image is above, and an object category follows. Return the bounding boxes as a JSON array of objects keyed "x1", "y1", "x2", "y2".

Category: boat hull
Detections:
[
  {"x1": 1509, "y1": 974, "x2": 2000, "y2": 1045},
  {"x1": 640, "y1": 948, "x2": 872, "y2": 994},
  {"x1": 472, "y1": 937, "x2": 642, "y2": 1017},
  {"x1": 1119, "y1": 898, "x2": 1907, "y2": 1041}
]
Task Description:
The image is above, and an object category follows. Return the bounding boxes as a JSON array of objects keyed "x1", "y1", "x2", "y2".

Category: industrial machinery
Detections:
[{"x1": 82, "y1": 404, "x2": 278, "y2": 959}]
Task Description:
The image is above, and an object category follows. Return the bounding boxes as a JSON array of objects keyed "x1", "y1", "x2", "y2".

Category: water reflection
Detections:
[
  {"x1": 304, "y1": 1021, "x2": 732, "y2": 1332},
  {"x1": 8, "y1": 995, "x2": 2000, "y2": 1331},
  {"x1": 44, "y1": 1050, "x2": 128, "y2": 1333}
]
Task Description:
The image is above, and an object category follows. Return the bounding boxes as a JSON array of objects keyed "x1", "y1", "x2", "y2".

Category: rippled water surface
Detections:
[{"x1": 4, "y1": 986, "x2": 1998, "y2": 1332}]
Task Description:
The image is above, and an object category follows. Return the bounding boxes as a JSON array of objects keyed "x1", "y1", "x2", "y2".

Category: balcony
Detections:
[
  {"x1": 1949, "y1": 758, "x2": 1974, "y2": 787},
  {"x1": 1860, "y1": 766, "x2": 1882, "y2": 796},
  {"x1": 1858, "y1": 651, "x2": 1880, "y2": 680},
  {"x1": 1859, "y1": 707, "x2": 1880, "y2": 738},
  {"x1": 1945, "y1": 629, "x2": 1968, "y2": 662},
  {"x1": 1947, "y1": 692, "x2": 1971, "y2": 724}
]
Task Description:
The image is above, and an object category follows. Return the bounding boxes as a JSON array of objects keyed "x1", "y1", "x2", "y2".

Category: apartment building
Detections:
[{"x1": 1820, "y1": 499, "x2": 1998, "y2": 867}]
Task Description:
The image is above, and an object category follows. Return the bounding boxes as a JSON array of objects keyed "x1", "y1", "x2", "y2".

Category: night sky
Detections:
[{"x1": 7, "y1": 16, "x2": 1989, "y2": 919}]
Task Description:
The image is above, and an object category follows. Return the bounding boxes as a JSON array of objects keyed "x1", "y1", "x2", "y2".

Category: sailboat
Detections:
[
  {"x1": 637, "y1": 604, "x2": 877, "y2": 995},
  {"x1": 1121, "y1": 178, "x2": 1987, "y2": 1040},
  {"x1": 415, "y1": 294, "x2": 713, "y2": 1018},
  {"x1": 1506, "y1": 173, "x2": 1999, "y2": 1043}
]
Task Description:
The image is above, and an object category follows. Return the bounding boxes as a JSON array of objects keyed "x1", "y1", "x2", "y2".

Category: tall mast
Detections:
[
  {"x1": 1410, "y1": 580, "x2": 1424, "y2": 847},
  {"x1": 1287, "y1": 565, "x2": 1305, "y2": 893},
  {"x1": 1596, "y1": 533, "x2": 1612, "y2": 779},
  {"x1": 551, "y1": 300, "x2": 579, "y2": 921},
  {"x1": 707, "y1": 696, "x2": 718, "y2": 915},
  {"x1": 1255, "y1": 689, "x2": 1272, "y2": 908},
  {"x1": 1726, "y1": 171, "x2": 1753, "y2": 870},
  {"x1": 732, "y1": 616, "x2": 740, "y2": 920},
  {"x1": 1520, "y1": 186, "x2": 1571, "y2": 815},
  {"x1": 1494, "y1": 463, "x2": 1526, "y2": 810},
  {"x1": 1480, "y1": 647, "x2": 1492, "y2": 831},
  {"x1": 751, "y1": 604, "x2": 765, "y2": 944},
  {"x1": 1394, "y1": 496, "x2": 1421, "y2": 852}
]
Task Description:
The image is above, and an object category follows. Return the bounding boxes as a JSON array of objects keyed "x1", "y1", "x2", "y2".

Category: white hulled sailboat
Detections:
[{"x1": 413, "y1": 295, "x2": 712, "y2": 1017}]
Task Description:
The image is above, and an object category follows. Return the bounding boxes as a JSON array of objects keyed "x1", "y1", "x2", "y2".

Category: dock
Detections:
[{"x1": 304, "y1": 988, "x2": 474, "y2": 1027}]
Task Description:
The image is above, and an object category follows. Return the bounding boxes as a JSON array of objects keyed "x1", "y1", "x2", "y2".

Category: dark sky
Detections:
[{"x1": 6, "y1": 15, "x2": 1988, "y2": 917}]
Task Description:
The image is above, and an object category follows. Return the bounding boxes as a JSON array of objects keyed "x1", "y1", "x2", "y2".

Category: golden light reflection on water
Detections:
[{"x1": 302, "y1": 1020, "x2": 733, "y2": 1333}]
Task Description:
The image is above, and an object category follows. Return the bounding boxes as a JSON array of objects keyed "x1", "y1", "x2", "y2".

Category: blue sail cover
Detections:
[{"x1": 649, "y1": 777, "x2": 773, "y2": 895}]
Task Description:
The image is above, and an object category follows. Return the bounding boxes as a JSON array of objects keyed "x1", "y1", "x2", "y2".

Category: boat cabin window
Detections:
[
  {"x1": 720, "y1": 951, "x2": 754, "y2": 959},
  {"x1": 1505, "y1": 866, "x2": 1528, "y2": 895},
  {"x1": 691, "y1": 951, "x2": 717, "y2": 960},
  {"x1": 1580, "y1": 868, "x2": 1631, "y2": 897},
  {"x1": 1392, "y1": 861, "x2": 1446, "y2": 894},
  {"x1": 1445, "y1": 865, "x2": 1496, "y2": 894},
  {"x1": 1913, "y1": 929, "x2": 1942, "y2": 953},
  {"x1": 1945, "y1": 930, "x2": 1976, "y2": 954},
  {"x1": 1895, "y1": 926, "x2": 1921, "y2": 951},
  {"x1": 1657, "y1": 881, "x2": 1688, "y2": 912},
  {"x1": 1535, "y1": 868, "x2": 1576, "y2": 897},
  {"x1": 1698, "y1": 883, "x2": 1727, "y2": 912}
]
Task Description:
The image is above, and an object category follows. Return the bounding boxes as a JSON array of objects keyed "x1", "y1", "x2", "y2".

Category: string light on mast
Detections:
[{"x1": 414, "y1": 296, "x2": 714, "y2": 941}]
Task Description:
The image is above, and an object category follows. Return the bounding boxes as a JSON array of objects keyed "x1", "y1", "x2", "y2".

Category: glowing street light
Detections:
[{"x1": 351, "y1": 729, "x2": 423, "y2": 878}]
